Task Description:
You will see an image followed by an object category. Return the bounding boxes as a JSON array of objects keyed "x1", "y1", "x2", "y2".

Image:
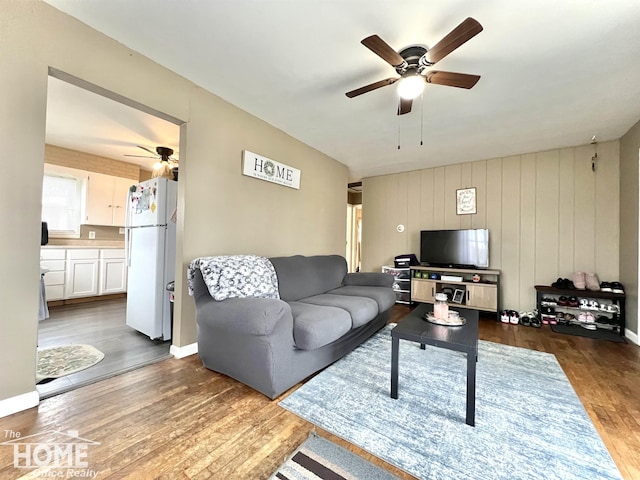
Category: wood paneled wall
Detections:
[
  {"x1": 45, "y1": 144, "x2": 141, "y2": 180},
  {"x1": 362, "y1": 141, "x2": 620, "y2": 311}
]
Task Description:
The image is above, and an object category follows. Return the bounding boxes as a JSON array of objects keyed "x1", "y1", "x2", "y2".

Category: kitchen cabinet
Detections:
[
  {"x1": 65, "y1": 249, "x2": 99, "y2": 298},
  {"x1": 84, "y1": 173, "x2": 133, "y2": 226},
  {"x1": 99, "y1": 249, "x2": 127, "y2": 295},
  {"x1": 41, "y1": 248, "x2": 66, "y2": 301}
]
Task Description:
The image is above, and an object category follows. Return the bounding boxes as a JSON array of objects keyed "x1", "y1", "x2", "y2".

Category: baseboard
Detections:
[
  {"x1": 0, "y1": 390, "x2": 39, "y2": 418},
  {"x1": 625, "y1": 329, "x2": 639, "y2": 345},
  {"x1": 170, "y1": 342, "x2": 198, "y2": 359}
]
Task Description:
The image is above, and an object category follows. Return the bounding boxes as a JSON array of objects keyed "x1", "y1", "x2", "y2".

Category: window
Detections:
[{"x1": 42, "y1": 167, "x2": 85, "y2": 237}]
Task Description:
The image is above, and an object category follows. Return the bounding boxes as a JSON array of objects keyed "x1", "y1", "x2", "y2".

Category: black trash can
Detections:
[{"x1": 166, "y1": 281, "x2": 175, "y2": 324}]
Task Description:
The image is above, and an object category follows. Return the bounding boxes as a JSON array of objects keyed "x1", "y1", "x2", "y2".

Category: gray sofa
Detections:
[{"x1": 191, "y1": 254, "x2": 395, "y2": 399}]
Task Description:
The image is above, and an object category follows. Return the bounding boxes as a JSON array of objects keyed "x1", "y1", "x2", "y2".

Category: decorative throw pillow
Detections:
[{"x1": 188, "y1": 255, "x2": 280, "y2": 301}]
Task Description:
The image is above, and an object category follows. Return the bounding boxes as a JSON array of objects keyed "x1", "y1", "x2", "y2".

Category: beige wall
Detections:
[
  {"x1": 0, "y1": 2, "x2": 347, "y2": 408},
  {"x1": 620, "y1": 117, "x2": 640, "y2": 336},
  {"x1": 362, "y1": 142, "x2": 620, "y2": 313}
]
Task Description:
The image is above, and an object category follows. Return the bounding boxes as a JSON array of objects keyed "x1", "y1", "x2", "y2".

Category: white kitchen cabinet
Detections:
[
  {"x1": 41, "y1": 248, "x2": 66, "y2": 301},
  {"x1": 84, "y1": 173, "x2": 134, "y2": 226},
  {"x1": 65, "y1": 249, "x2": 99, "y2": 298},
  {"x1": 99, "y1": 249, "x2": 127, "y2": 294}
]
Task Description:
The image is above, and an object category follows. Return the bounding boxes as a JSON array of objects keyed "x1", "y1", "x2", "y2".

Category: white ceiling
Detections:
[
  {"x1": 44, "y1": 0, "x2": 640, "y2": 180},
  {"x1": 46, "y1": 76, "x2": 180, "y2": 172}
]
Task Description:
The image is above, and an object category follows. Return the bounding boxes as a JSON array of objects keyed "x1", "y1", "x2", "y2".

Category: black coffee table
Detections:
[{"x1": 390, "y1": 303, "x2": 479, "y2": 426}]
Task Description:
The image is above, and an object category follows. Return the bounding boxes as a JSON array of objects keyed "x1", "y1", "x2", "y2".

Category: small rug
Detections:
[
  {"x1": 36, "y1": 344, "x2": 105, "y2": 383},
  {"x1": 279, "y1": 325, "x2": 621, "y2": 480},
  {"x1": 269, "y1": 433, "x2": 398, "y2": 480},
  {"x1": 551, "y1": 324, "x2": 626, "y2": 343}
]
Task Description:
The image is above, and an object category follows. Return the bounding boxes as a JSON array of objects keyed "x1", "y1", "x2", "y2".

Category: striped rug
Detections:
[{"x1": 270, "y1": 433, "x2": 397, "y2": 480}]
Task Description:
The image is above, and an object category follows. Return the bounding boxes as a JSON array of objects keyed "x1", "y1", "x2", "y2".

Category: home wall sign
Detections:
[
  {"x1": 456, "y1": 187, "x2": 477, "y2": 215},
  {"x1": 242, "y1": 150, "x2": 301, "y2": 189}
]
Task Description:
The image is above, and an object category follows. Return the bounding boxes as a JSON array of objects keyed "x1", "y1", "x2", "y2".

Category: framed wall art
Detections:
[{"x1": 456, "y1": 187, "x2": 476, "y2": 215}]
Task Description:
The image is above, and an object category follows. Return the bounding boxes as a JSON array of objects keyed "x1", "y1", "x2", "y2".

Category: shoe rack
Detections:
[{"x1": 534, "y1": 285, "x2": 626, "y2": 337}]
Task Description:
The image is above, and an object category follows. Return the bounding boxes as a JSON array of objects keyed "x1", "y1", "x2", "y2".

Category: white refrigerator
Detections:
[{"x1": 125, "y1": 177, "x2": 178, "y2": 340}]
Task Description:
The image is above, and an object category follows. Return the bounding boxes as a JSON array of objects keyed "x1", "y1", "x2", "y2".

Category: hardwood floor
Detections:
[
  {"x1": 2, "y1": 305, "x2": 639, "y2": 479},
  {"x1": 37, "y1": 298, "x2": 171, "y2": 398}
]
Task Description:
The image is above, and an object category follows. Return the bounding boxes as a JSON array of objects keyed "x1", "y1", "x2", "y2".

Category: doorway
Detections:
[
  {"x1": 346, "y1": 182, "x2": 362, "y2": 272},
  {"x1": 38, "y1": 71, "x2": 183, "y2": 398}
]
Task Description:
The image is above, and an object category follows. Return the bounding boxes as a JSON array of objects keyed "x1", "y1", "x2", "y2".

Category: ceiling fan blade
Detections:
[
  {"x1": 425, "y1": 17, "x2": 483, "y2": 65},
  {"x1": 397, "y1": 97, "x2": 413, "y2": 115},
  {"x1": 425, "y1": 71, "x2": 480, "y2": 89},
  {"x1": 137, "y1": 145, "x2": 158, "y2": 156},
  {"x1": 361, "y1": 35, "x2": 406, "y2": 67},
  {"x1": 346, "y1": 78, "x2": 398, "y2": 98},
  {"x1": 125, "y1": 154, "x2": 157, "y2": 159}
]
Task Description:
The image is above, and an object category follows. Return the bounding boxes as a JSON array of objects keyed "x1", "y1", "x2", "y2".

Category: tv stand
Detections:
[{"x1": 410, "y1": 266, "x2": 501, "y2": 319}]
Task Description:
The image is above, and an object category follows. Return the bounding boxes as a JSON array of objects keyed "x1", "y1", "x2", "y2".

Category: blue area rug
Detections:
[{"x1": 279, "y1": 325, "x2": 621, "y2": 480}]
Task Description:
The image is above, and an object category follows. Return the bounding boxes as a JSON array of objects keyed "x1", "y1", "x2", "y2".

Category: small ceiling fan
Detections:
[
  {"x1": 125, "y1": 145, "x2": 179, "y2": 168},
  {"x1": 346, "y1": 17, "x2": 483, "y2": 115}
]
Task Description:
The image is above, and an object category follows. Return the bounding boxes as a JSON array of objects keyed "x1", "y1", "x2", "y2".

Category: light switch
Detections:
[{"x1": 88, "y1": 231, "x2": 96, "y2": 239}]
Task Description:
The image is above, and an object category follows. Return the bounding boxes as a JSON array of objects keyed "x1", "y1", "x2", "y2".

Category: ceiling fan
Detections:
[
  {"x1": 125, "y1": 145, "x2": 179, "y2": 168},
  {"x1": 346, "y1": 17, "x2": 483, "y2": 115}
]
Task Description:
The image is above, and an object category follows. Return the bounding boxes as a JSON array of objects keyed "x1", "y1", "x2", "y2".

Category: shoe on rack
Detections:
[
  {"x1": 568, "y1": 296, "x2": 579, "y2": 307},
  {"x1": 541, "y1": 297, "x2": 558, "y2": 307},
  {"x1": 607, "y1": 303, "x2": 620, "y2": 314},
  {"x1": 573, "y1": 272, "x2": 586, "y2": 290},
  {"x1": 586, "y1": 273, "x2": 600, "y2": 291},
  {"x1": 610, "y1": 282, "x2": 625, "y2": 294},
  {"x1": 558, "y1": 296, "x2": 569, "y2": 306},
  {"x1": 600, "y1": 282, "x2": 613, "y2": 292},
  {"x1": 582, "y1": 312, "x2": 597, "y2": 330},
  {"x1": 509, "y1": 310, "x2": 520, "y2": 324},
  {"x1": 540, "y1": 305, "x2": 555, "y2": 316},
  {"x1": 541, "y1": 314, "x2": 554, "y2": 325},
  {"x1": 579, "y1": 298, "x2": 589, "y2": 309}
]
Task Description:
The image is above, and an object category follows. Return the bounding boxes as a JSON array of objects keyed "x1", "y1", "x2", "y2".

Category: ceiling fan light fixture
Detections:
[
  {"x1": 153, "y1": 161, "x2": 163, "y2": 170},
  {"x1": 397, "y1": 75, "x2": 425, "y2": 100}
]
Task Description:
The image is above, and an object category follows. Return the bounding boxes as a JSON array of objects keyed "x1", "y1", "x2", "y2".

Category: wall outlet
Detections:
[
  {"x1": 88, "y1": 231, "x2": 96, "y2": 239},
  {"x1": 119, "y1": 227, "x2": 125, "y2": 234}
]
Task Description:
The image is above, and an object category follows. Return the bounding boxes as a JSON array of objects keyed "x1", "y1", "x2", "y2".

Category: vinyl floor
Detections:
[{"x1": 36, "y1": 297, "x2": 171, "y2": 398}]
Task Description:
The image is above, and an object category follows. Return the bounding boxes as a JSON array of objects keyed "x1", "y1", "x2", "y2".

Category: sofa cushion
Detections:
[
  {"x1": 289, "y1": 302, "x2": 351, "y2": 350},
  {"x1": 269, "y1": 255, "x2": 348, "y2": 302},
  {"x1": 329, "y1": 285, "x2": 396, "y2": 313},
  {"x1": 299, "y1": 294, "x2": 378, "y2": 328}
]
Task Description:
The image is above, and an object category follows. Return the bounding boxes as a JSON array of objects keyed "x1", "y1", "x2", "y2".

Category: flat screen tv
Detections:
[{"x1": 420, "y1": 229, "x2": 489, "y2": 269}]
